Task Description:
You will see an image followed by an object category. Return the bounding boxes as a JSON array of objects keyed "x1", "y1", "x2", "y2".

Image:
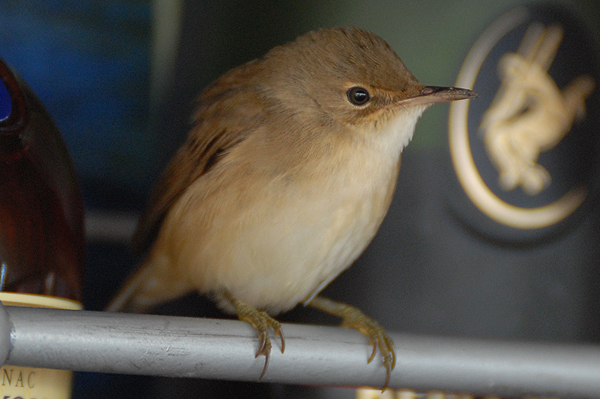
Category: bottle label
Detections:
[{"x1": 0, "y1": 292, "x2": 82, "y2": 399}]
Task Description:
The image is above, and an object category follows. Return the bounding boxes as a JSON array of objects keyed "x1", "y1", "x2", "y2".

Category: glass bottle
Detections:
[{"x1": 0, "y1": 57, "x2": 84, "y2": 399}]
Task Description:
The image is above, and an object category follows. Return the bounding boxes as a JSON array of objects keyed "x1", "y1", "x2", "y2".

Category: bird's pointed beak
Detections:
[
  {"x1": 419, "y1": 85, "x2": 478, "y2": 103},
  {"x1": 400, "y1": 85, "x2": 477, "y2": 107}
]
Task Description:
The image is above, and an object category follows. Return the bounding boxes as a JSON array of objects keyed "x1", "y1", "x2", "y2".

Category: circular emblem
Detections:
[{"x1": 448, "y1": 5, "x2": 600, "y2": 240}]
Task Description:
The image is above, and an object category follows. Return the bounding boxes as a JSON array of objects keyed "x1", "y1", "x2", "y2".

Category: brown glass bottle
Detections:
[
  {"x1": 0, "y1": 57, "x2": 84, "y2": 398},
  {"x1": 0, "y1": 58, "x2": 83, "y2": 301}
]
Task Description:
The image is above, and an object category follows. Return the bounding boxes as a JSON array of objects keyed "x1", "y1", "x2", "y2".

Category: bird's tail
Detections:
[
  {"x1": 105, "y1": 258, "x2": 193, "y2": 313},
  {"x1": 105, "y1": 264, "x2": 157, "y2": 312}
]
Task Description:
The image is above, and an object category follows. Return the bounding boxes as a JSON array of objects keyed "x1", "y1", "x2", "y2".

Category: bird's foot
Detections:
[
  {"x1": 226, "y1": 295, "x2": 285, "y2": 379},
  {"x1": 309, "y1": 296, "x2": 395, "y2": 391}
]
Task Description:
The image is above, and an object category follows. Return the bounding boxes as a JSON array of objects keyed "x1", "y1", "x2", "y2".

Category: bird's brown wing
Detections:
[{"x1": 131, "y1": 84, "x2": 265, "y2": 255}]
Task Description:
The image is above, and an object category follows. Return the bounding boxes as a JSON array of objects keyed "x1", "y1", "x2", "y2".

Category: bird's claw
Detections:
[
  {"x1": 365, "y1": 330, "x2": 396, "y2": 390},
  {"x1": 255, "y1": 328, "x2": 272, "y2": 379},
  {"x1": 341, "y1": 308, "x2": 395, "y2": 391},
  {"x1": 232, "y1": 299, "x2": 285, "y2": 380},
  {"x1": 309, "y1": 296, "x2": 396, "y2": 391}
]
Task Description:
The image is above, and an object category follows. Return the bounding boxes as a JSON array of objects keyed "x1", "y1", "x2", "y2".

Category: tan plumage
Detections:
[{"x1": 107, "y1": 27, "x2": 476, "y2": 389}]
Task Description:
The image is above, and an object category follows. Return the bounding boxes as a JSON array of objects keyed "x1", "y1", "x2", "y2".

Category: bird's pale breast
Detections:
[{"x1": 150, "y1": 107, "x2": 425, "y2": 314}]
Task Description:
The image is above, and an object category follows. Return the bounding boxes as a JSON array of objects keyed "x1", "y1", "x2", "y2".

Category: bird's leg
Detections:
[
  {"x1": 308, "y1": 296, "x2": 395, "y2": 390},
  {"x1": 219, "y1": 289, "x2": 285, "y2": 379}
]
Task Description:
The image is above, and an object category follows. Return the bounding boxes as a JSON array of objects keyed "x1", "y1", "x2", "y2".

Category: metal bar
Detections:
[{"x1": 2, "y1": 305, "x2": 600, "y2": 398}]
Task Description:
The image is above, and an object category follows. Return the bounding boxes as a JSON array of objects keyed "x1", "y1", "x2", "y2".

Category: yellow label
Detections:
[
  {"x1": 357, "y1": 388, "x2": 474, "y2": 399},
  {"x1": 0, "y1": 366, "x2": 72, "y2": 399},
  {"x1": 0, "y1": 293, "x2": 82, "y2": 310},
  {"x1": 0, "y1": 292, "x2": 82, "y2": 399}
]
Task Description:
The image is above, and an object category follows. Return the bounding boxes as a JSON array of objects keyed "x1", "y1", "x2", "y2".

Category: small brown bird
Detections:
[{"x1": 107, "y1": 27, "x2": 475, "y2": 389}]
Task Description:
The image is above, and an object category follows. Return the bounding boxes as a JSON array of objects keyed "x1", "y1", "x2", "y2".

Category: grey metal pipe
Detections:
[{"x1": 2, "y1": 305, "x2": 600, "y2": 397}]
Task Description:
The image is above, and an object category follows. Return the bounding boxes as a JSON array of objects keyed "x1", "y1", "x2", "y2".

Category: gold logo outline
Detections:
[{"x1": 449, "y1": 7, "x2": 588, "y2": 230}]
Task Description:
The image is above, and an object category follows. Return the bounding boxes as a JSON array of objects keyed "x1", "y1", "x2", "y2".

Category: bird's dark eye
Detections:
[{"x1": 347, "y1": 86, "x2": 371, "y2": 106}]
